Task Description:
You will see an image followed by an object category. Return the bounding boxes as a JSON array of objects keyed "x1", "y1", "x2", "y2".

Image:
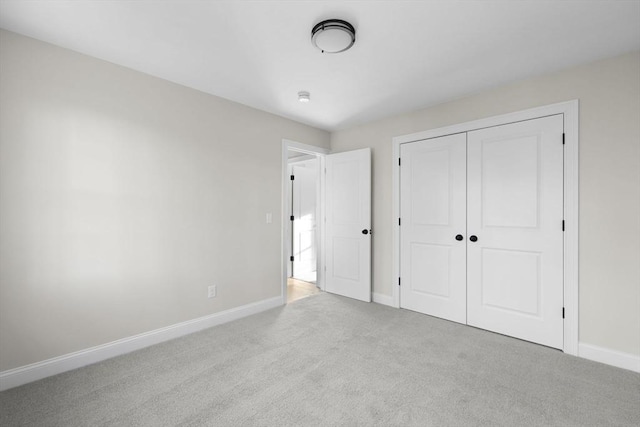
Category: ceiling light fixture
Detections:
[
  {"x1": 311, "y1": 19, "x2": 356, "y2": 53},
  {"x1": 298, "y1": 91, "x2": 310, "y2": 103}
]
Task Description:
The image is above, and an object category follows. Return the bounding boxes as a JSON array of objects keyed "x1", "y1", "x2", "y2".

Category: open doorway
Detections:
[
  {"x1": 288, "y1": 154, "x2": 318, "y2": 283},
  {"x1": 287, "y1": 154, "x2": 321, "y2": 303},
  {"x1": 282, "y1": 140, "x2": 328, "y2": 304},
  {"x1": 281, "y1": 140, "x2": 372, "y2": 305}
]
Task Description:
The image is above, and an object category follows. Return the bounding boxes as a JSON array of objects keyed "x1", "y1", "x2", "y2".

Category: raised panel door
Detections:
[
  {"x1": 466, "y1": 115, "x2": 564, "y2": 349},
  {"x1": 325, "y1": 148, "x2": 371, "y2": 302},
  {"x1": 400, "y1": 133, "x2": 467, "y2": 323}
]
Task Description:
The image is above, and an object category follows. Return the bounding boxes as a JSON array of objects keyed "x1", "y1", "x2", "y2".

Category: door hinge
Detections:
[
  {"x1": 398, "y1": 277, "x2": 401, "y2": 287},
  {"x1": 562, "y1": 307, "x2": 565, "y2": 319},
  {"x1": 290, "y1": 256, "x2": 294, "y2": 262},
  {"x1": 562, "y1": 133, "x2": 565, "y2": 145},
  {"x1": 398, "y1": 157, "x2": 401, "y2": 166},
  {"x1": 562, "y1": 220, "x2": 565, "y2": 231},
  {"x1": 290, "y1": 175, "x2": 295, "y2": 180},
  {"x1": 290, "y1": 215, "x2": 294, "y2": 221},
  {"x1": 399, "y1": 218, "x2": 401, "y2": 226}
]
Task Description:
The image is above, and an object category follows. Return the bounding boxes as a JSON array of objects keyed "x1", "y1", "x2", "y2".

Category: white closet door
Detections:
[
  {"x1": 325, "y1": 148, "x2": 371, "y2": 302},
  {"x1": 466, "y1": 115, "x2": 564, "y2": 349},
  {"x1": 400, "y1": 133, "x2": 467, "y2": 323}
]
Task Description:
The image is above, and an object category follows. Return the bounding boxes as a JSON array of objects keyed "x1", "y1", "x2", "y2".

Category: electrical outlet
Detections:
[{"x1": 207, "y1": 285, "x2": 217, "y2": 299}]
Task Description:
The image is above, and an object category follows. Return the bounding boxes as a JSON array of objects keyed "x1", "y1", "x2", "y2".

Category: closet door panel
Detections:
[
  {"x1": 400, "y1": 133, "x2": 467, "y2": 323},
  {"x1": 467, "y1": 115, "x2": 564, "y2": 349}
]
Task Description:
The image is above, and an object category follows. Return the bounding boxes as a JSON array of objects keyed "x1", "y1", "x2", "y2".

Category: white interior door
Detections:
[
  {"x1": 466, "y1": 115, "x2": 564, "y2": 349},
  {"x1": 291, "y1": 160, "x2": 318, "y2": 282},
  {"x1": 325, "y1": 148, "x2": 371, "y2": 302},
  {"x1": 400, "y1": 133, "x2": 467, "y2": 323},
  {"x1": 398, "y1": 115, "x2": 564, "y2": 349}
]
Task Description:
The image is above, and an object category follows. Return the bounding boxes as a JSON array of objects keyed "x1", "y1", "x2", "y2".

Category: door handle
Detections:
[
  {"x1": 362, "y1": 229, "x2": 371, "y2": 235},
  {"x1": 455, "y1": 234, "x2": 464, "y2": 241},
  {"x1": 469, "y1": 235, "x2": 478, "y2": 242}
]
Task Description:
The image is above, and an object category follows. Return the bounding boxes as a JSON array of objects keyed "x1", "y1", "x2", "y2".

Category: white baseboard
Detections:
[
  {"x1": 578, "y1": 342, "x2": 640, "y2": 373},
  {"x1": 0, "y1": 296, "x2": 283, "y2": 391},
  {"x1": 373, "y1": 292, "x2": 394, "y2": 307}
]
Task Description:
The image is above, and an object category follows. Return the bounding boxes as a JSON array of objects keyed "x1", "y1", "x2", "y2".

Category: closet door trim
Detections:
[{"x1": 392, "y1": 100, "x2": 579, "y2": 356}]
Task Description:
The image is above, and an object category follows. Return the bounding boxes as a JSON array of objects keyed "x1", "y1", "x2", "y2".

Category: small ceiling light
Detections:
[
  {"x1": 311, "y1": 19, "x2": 356, "y2": 53},
  {"x1": 298, "y1": 91, "x2": 310, "y2": 103}
]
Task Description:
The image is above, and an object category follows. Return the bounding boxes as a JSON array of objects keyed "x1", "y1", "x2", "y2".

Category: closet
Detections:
[{"x1": 399, "y1": 115, "x2": 564, "y2": 349}]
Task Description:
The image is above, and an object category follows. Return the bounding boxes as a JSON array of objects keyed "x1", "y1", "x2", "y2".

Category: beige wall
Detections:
[
  {"x1": 0, "y1": 30, "x2": 330, "y2": 371},
  {"x1": 331, "y1": 51, "x2": 640, "y2": 357},
  {"x1": 1, "y1": 28, "x2": 638, "y2": 373}
]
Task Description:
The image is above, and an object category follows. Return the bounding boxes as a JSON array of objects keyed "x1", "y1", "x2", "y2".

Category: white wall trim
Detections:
[
  {"x1": 288, "y1": 153, "x2": 317, "y2": 163},
  {"x1": 391, "y1": 100, "x2": 580, "y2": 356},
  {"x1": 0, "y1": 296, "x2": 283, "y2": 392},
  {"x1": 579, "y1": 342, "x2": 640, "y2": 373},
  {"x1": 282, "y1": 139, "x2": 330, "y2": 156},
  {"x1": 373, "y1": 293, "x2": 394, "y2": 307}
]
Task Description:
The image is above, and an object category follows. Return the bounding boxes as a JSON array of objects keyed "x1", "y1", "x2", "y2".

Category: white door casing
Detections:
[
  {"x1": 466, "y1": 115, "x2": 564, "y2": 349},
  {"x1": 392, "y1": 101, "x2": 579, "y2": 355},
  {"x1": 325, "y1": 148, "x2": 372, "y2": 302},
  {"x1": 400, "y1": 133, "x2": 467, "y2": 323}
]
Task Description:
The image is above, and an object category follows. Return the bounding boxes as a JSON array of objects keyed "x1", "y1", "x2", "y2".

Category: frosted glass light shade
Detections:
[
  {"x1": 298, "y1": 91, "x2": 310, "y2": 102},
  {"x1": 311, "y1": 19, "x2": 356, "y2": 54}
]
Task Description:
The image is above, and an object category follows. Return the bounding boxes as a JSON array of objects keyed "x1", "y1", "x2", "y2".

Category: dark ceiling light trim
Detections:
[{"x1": 311, "y1": 19, "x2": 356, "y2": 53}]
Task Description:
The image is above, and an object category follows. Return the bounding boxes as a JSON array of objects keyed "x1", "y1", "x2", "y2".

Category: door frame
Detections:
[
  {"x1": 391, "y1": 100, "x2": 579, "y2": 355},
  {"x1": 281, "y1": 139, "x2": 329, "y2": 305}
]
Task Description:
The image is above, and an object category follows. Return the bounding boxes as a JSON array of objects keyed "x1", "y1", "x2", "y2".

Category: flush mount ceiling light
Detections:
[
  {"x1": 311, "y1": 19, "x2": 356, "y2": 53},
  {"x1": 298, "y1": 91, "x2": 310, "y2": 102}
]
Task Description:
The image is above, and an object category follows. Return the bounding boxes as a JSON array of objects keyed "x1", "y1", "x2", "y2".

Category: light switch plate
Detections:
[{"x1": 207, "y1": 285, "x2": 217, "y2": 298}]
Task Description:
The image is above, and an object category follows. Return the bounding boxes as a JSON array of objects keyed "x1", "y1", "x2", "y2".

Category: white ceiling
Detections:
[{"x1": 1, "y1": 1, "x2": 639, "y2": 131}]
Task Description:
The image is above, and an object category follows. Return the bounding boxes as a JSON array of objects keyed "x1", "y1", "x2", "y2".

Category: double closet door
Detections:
[{"x1": 400, "y1": 115, "x2": 564, "y2": 349}]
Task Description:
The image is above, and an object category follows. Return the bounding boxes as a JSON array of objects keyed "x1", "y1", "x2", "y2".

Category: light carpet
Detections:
[{"x1": 1, "y1": 292, "x2": 639, "y2": 426}]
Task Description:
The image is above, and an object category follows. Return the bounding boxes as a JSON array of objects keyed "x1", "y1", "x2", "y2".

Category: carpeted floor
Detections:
[{"x1": 1, "y1": 293, "x2": 639, "y2": 426}]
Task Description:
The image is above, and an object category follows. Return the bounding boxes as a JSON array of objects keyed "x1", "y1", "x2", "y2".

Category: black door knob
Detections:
[
  {"x1": 455, "y1": 234, "x2": 463, "y2": 241},
  {"x1": 362, "y1": 229, "x2": 369, "y2": 235},
  {"x1": 469, "y1": 235, "x2": 478, "y2": 242}
]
